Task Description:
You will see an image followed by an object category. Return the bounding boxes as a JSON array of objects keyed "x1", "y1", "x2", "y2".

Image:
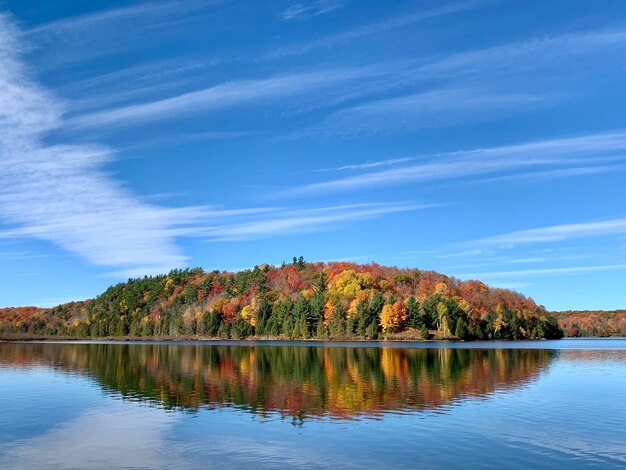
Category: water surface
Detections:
[{"x1": 1, "y1": 339, "x2": 624, "y2": 468}]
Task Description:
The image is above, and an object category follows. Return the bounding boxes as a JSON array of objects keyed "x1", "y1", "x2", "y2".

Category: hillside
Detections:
[
  {"x1": 0, "y1": 259, "x2": 563, "y2": 340},
  {"x1": 553, "y1": 310, "x2": 626, "y2": 337}
]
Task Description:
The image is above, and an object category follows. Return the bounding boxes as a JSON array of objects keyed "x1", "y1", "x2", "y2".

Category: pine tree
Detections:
[
  {"x1": 316, "y1": 320, "x2": 327, "y2": 339},
  {"x1": 406, "y1": 296, "x2": 422, "y2": 329},
  {"x1": 365, "y1": 319, "x2": 379, "y2": 339},
  {"x1": 455, "y1": 317, "x2": 468, "y2": 339},
  {"x1": 328, "y1": 304, "x2": 346, "y2": 338}
]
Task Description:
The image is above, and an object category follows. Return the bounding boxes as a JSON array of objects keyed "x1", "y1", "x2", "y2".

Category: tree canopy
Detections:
[{"x1": 0, "y1": 260, "x2": 564, "y2": 340}]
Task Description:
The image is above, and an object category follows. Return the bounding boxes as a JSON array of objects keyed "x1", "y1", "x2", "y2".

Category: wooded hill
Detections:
[
  {"x1": 553, "y1": 310, "x2": 626, "y2": 337},
  {"x1": 0, "y1": 259, "x2": 563, "y2": 340}
]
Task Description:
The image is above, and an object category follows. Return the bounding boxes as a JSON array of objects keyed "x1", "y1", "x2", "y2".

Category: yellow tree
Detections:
[
  {"x1": 327, "y1": 270, "x2": 373, "y2": 297},
  {"x1": 437, "y1": 302, "x2": 452, "y2": 337},
  {"x1": 241, "y1": 301, "x2": 257, "y2": 327},
  {"x1": 380, "y1": 300, "x2": 408, "y2": 333}
]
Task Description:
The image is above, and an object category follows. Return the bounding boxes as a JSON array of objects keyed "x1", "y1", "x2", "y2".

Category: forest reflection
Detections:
[{"x1": 0, "y1": 343, "x2": 556, "y2": 421}]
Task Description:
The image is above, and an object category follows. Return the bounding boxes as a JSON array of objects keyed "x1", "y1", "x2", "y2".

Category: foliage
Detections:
[
  {"x1": 553, "y1": 310, "x2": 626, "y2": 337},
  {"x1": 0, "y1": 260, "x2": 564, "y2": 340}
]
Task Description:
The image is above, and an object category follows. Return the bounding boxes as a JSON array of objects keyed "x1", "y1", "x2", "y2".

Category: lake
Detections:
[{"x1": 1, "y1": 339, "x2": 625, "y2": 469}]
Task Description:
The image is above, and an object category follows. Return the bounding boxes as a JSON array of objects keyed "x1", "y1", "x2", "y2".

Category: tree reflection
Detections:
[{"x1": 0, "y1": 343, "x2": 555, "y2": 420}]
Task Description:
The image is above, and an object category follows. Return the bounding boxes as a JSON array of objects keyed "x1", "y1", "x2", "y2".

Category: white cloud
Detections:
[
  {"x1": 25, "y1": 1, "x2": 222, "y2": 69},
  {"x1": 65, "y1": 68, "x2": 375, "y2": 130},
  {"x1": 27, "y1": 2, "x2": 185, "y2": 36},
  {"x1": 457, "y1": 264, "x2": 626, "y2": 279},
  {"x1": 281, "y1": 0, "x2": 345, "y2": 21},
  {"x1": 1, "y1": 14, "x2": 423, "y2": 276},
  {"x1": 469, "y1": 218, "x2": 626, "y2": 247},
  {"x1": 268, "y1": 0, "x2": 483, "y2": 58},
  {"x1": 415, "y1": 29, "x2": 626, "y2": 79},
  {"x1": 0, "y1": 15, "x2": 236, "y2": 275},
  {"x1": 472, "y1": 165, "x2": 623, "y2": 185},
  {"x1": 60, "y1": 58, "x2": 218, "y2": 113},
  {"x1": 201, "y1": 202, "x2": 427, "y2": 241},
  {"x1": 314, "y1": 157, "x2": 413, "y2": 172},
  {"x1": 283, "y1": 27, "x2": 626, "y2": 137},
  {"x1": 294, "y1": 88, "x2": 545, "y2": 137},
  {"x1": 60, "y1": 25, "x2": 626, "y2": 137},
  {"x1": 284, "y1": 131, "x2": 626, "y2": 195}
]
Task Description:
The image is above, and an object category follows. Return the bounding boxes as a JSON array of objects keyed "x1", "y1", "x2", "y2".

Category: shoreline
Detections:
[{"x1": 2, "y1": 335, "x2": 621, "y2": 343}]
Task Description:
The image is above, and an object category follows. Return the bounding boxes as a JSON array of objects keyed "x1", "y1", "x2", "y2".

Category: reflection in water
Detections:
[{"x1": 0, "y1": 343, "x2": 556, "y2": 420}]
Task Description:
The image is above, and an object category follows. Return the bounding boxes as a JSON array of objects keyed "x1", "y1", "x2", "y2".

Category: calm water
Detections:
[{"x1": 0, "y1": 340, "x2": 625, "y2": 469}]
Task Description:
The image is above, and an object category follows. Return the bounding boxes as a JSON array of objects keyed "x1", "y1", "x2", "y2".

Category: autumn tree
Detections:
[
  {"x1": 0, "y1": 261, "x2": 564, "y2": 341},
  {"x1": 380, "y1": 300, "x2": 408, "y2": 333}
]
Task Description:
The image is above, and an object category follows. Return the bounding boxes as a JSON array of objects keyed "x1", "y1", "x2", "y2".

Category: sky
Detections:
[{"x1": 0, "y1": 0, "x2": 625, "y2": 310}]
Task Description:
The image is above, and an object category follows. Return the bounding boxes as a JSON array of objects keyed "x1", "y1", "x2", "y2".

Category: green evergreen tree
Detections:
[
  {"x1": 316, "y1": 320, "x2": 327, "y2": 339},
  {"x1": 282, "y1": 313, "x2": 294, "y2": 338},
  {"x1": 455, "y1": 317, "x2": 468, "y2": 339},
  {"x1": 299, "y1": 312, "x2": 309, "y2": 339},
  {"x1": 309, "y1": 293, "x2": 324, "y2": 330},
  {"x1": 365, "y1": 319, "x2": 379, "y2": 339},
  {"x1": 201, "y1": 311, "x2": 222, "y2": 337},
  {"x1": 328, "y1": 304, "x2": 346, "y2": 338},
  {"x1": 255, "y1": 298, "x2": 272, "y2": 336},
  {"x1": 406, "y1": 296, "x2": 422, "y2": 329},
  {"x1": 422, "y1": 295, "x2": 441, "y2": 329},
  {"x1": 355, "y1": 300, "x2": 368, "y2": 336},
  {"x1": 232, "y1": 316, "x2": 253, "y2": 339},
  {"x1": 367, "y1": 292, "x2": 384, "y2": 327},
  {"x1": 345, "y1": 314, "x2": 357, "y2": 337},
  {"x1": 217, "y1": 322, "x2": 231, "y2": 339}
]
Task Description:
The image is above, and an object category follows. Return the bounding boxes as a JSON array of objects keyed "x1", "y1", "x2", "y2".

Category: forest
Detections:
[
  {"x1": 0, "y1": 259, "x2": 563, "y2": 341},
  {"x1": 553, "y1": 310, "x2": 626, "y2": 337}
]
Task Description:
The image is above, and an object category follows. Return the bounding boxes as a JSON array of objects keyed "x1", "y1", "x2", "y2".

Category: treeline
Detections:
[
  {"x1": 0, "y1": 259, "x2": 563, "y2": 340},
  {"x1": 553, "y1": 310, "x2": 626, "y2": 337}
]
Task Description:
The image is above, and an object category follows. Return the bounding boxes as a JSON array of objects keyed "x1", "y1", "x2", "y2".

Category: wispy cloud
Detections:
[
  {"x1": 457, "y1": 264, "x2": 626, "y2": 279},
  {"x1": 59, "y1": 58, "x2": 218, "y2": 113},
  {"x1": 294, "y1": 88, "x2": 546, "y2": 137},
  {"x1": 26, "y1": 1, "x2": 220, "y2": 68},
  {"x1": 314, "y1": 157, "x2": 412, "y2": 172},
  {"x1": 27, "y1": 2, "x2": 186, "y2": 36},
  {"x1": 281, "y1": 0, "x2": 345, "y2": 21},
  {"x1": 268, "y1": 0, "x2": 483, "y2": 58},
  {"x1": 0, "y1": 14, "x2": 216, "y2": 275},
  {"x1": 472, "y1": 165, "x2": 624, "y2": 185},
  {"x1": 414, "y1": 29, "x2": 626, "y2": 79},
  {"x1": 283, "y1": 131, "x2": 626, "y2": 196},
  {"x1": 285, "y1": 27, "x2": 626, "y2": 137},
  {"x1": 63, "y1": 58, "x2": 214, "y2": 92},
  {"x1": 201, "y1": 202, "x2": 427, "y2": 241},
  {"x1": 64, "y1": 68, "x2": 374, "y2": 130},
  {"x1": 123, "y1": 131, "x2": 255, "y2": 150},
  {"x1": 1, "y1": 14, "x2": 423, "y2": 276},
  {"x1": 61, "y1": 25, "x2": 626, "y2": 136},
  {"x1": 469, "y1": 218, "x2": 626, "y2": 247},
  {"x1": 0, "y1": 251, "x2": 56, "y2": 260}
]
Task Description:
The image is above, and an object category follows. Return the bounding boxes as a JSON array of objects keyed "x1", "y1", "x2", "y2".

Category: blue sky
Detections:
[{"x1": 1, "y1": 0, "x2": 625, "y2": 310}]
